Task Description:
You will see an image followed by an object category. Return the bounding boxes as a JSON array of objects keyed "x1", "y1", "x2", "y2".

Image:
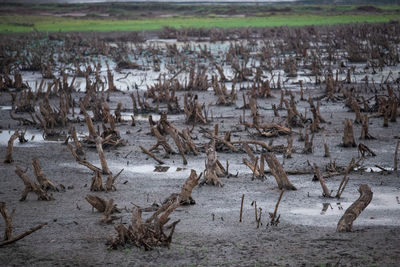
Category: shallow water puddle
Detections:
[
  {"x1": 112, "y1": 162, "x2": 195, "y2": 178},
  {"x1": 0, "y1": 106, "x2": 12, "y2": 111},
  {"x1": 288, "y1": 191, "x2": 400, "y2": 226},
  {"x1": 359, "y1": 166, "x2": 394, "y2": 172},
  {"x1": 121, "y1": 112, "x2": 185, "y2": 122},
  {"x1": 0, "y1": 130, "x2": 67, "y2": 146}
]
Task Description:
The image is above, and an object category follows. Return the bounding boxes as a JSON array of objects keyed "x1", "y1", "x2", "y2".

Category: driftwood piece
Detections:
[
  {"x1": 342, "y1": 119, "x2": 356, "y2": 147},
  {"x1": 15, "y1": 166, "x2": 54, "y2": 201},
  {"x1": 358, "y1": 143, "x2": 376, "y2": 157},
  {"x1": 230, "y1": 140, "x2": 271, "y2": 151},
  {"x1": 204, "y1": 129, "x2": 238, "y2": 152},
  {"x1": 337, "y1": 184, "x2": 373, "y2": 232},
  {"x1": 313, "y1": 164, "x2": 332, "y2": 197},
  {"x1": 109, "y1": 199, "x2": 180, "y2": 250},
  {"x1": 4, "y1": 131, "x2": 19, "y2": 163},
  {"x1": 265, "y1": 152, "x2": 296, "y2": 190},
  {"x1": 32, "y1": 157, "x2": 56, "y2": 191},
  {"x1": 140, "y1": 145, "x2": 165, "y2": 165},
  {"x1": 68, "y1": 144, "x2": 101, "y2": 173},
  {"x1": 0, "y1": 203, "x2": 47, "y2": 247}
]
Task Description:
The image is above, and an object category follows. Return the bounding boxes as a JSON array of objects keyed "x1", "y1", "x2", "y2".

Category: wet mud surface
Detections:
[{"x1": 1, "y1": 25, "x2": 400, "y2": 266}]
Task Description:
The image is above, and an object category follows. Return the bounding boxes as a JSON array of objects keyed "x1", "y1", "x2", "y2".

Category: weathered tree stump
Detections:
[
  {"x1": 285, "y1": 135, "x2": 293, "y2": 159},
  {"x1": 342, "y1": 119, "x2": 356, "y2": 147},
  {"x1": 360, "y1": 114, "x2": 375, "y2": 140},
  {"x1": 70, "y1": 126, "x2": 85, "y2": 157},
  {"x1": 202, "y1": 145, "x2": 224, "y2": 186},
  {"x1": 15, "y1": 166, "x2": 54, "y2": 201},
  {"x1": 302, "y1": 127, "x2": 314, "y2": 154},
  {"x1": 337, "y1": 184, "x2": 373, "y2": 232},
  {"x1": 313, "y1": 164, "x2": 332, "y2": 197},
  {"x1": 265, "y1": 152, "x2": 296, "y2": 190},
  {"x1": 95, "y1": 136, "x2": 111, "y2": 174},
  {"x1": 90, "y1": 171, "x2": 104, "y2": 191},
  {"x1": 105, "y1": 169, "x2": 124, "y2": 192},
  {"x1": 32, "y1": 157, "x2": 57, "y2": 191},
  {"x1": 4, "y1": 131, "x2": 18, "y2": 163},
  {"x1": 165, "y1": 169, "x2": 201, "y2": 205},
  {"x1": 109, "y1": 199, "x2": 180, "y2": 250}
]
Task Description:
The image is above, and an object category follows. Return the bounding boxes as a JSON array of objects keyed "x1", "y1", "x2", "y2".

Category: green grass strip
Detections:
[{"x1": 1, "y1": 14, "x2": 400, "y2": 33}]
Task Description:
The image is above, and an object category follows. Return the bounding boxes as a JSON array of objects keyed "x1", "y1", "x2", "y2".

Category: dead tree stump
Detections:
[
  {"x1": 32, "y1": 157, "x2": 56, "y2": 191},
  {"x1": 90, "y1": 171, "x2": 104, "y2": 191},
  {"x1": 313, "y1": 164, "x2": 332, "y2": 197},
  {"x1": 4, "y1": 131, "x2": 18, "y2": 163},
  {"x1": 165, "y1": 169, "x2": 201, "y2": 205},
  {"x1": 202, "y1": 145, "x2": 224, "y2": 187},
  {"x1": 95, "y1": 136, "x2": 111, "y2": 174},
  {"x1": 342, "y1": 119, "x2": 356, "y2": 147},
  {"x1": 360, "y1": 114, "x2": 375, "y2": 140},
  {"x1": 109, "y1": 199, "x2": 180, "y2": 250},
  {"x1": 337, "y1": 184, "x2": 373, "y2": 232},
  {"x1": 105, "y1": 169, "x2": 124, "y2": 192},
  {"x1": 265, "y1": 152, "x2": 296, "y2": 190},
  {"x1": 15, "y1": 166, "x2": 54, "y2": 201},
  {"x1": 70, "y1": 126, "x2": 85, "y2": 157}
]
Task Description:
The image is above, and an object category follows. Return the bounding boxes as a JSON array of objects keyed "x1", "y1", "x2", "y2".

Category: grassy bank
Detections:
[{"x1": 1, "y1": 13, "x2": 400, "y2": 33}]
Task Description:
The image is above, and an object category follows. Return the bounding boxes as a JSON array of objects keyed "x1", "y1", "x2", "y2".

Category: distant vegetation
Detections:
[{"x1": 0, "y1": 2, "x2": 399, "y2": 33}]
